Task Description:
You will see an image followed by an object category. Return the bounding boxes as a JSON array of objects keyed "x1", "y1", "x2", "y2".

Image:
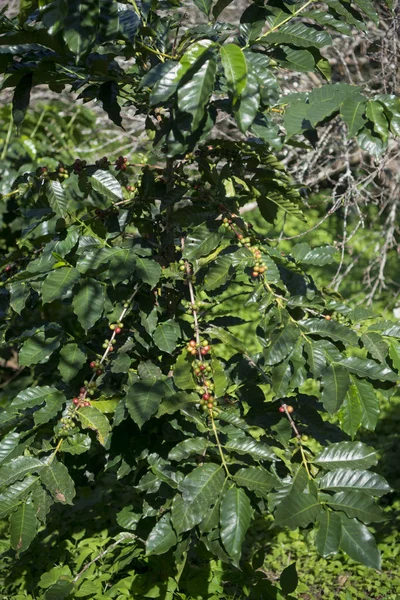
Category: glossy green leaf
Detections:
[
  {"x1": 340, "y1": 386, "x2": 362, "y2": 439},
  {"x1": 314, "y1": 442, "x2": 378, "y2": 470},
  {"x1": 178, "y1": 57, "x2": 216, "y2": 131},
  {"x1": 265, "y1": 22, "x2": 331, "y2": 48},
  {"x1": 203, "y1": 256, "x2": 233, "y2": 291},
  {"x1": 234, "y1": 68, "x2": 260, "y2": 133},
  {"x1": 193, "y1": 0, "x2": 212, "y2": 15},
  {"x1": 9, "y1": 282, "x2": 30, "y2": 315},
  {"x1": 352, "y1": 0, "x2": 379, "y2": 24},
  {"x1": 40, "y1": 459, "x2": 75, "y2": 505},
  {"x1": 328, "y1": 491, "x2": 385, "y2": 523},
  {"x1": 173, "y1": 350, "x2": 196, "y2": 390},
  {"x1": 153, "y1": 320, "x2": 180, "y2": 355},
  {"x1": 72, "y1": 278, "x2": 105, "y2": 332},
  {"x1": 171, "y1": 494, "x2": 202, "y2": 534},
  {"x1": 225, "y1": 437, "x2": 275, "y2": 461},
  {"x1": 338, "y1": 356, "x2": 398, "y2": 382},
  {"x1": 76, "y1": 406, "x2": 111, "y2": 446},
  {"x1": 10, "y1": 501, "x2": 38, "y2": 554},
  {"x1": 125, "y1": 380, "x2": 165, "y2": 429},
  {"x1": 220, "y1": 486, "x2": 253, "y2": 566},
  {"x1": 300, "y1": 318, "x2": 358, "y2": 346},
  {"x1": 361, "y1": 332, "x2": 388, "y2": 363},
  {"x1": 234, "y1": 466, "x2": 277, "y2": 499},
  {"x1": 0, "y1": 476, "x2": 39, "y2": 519},
  {"x1": 295, "y1": 245, "x2": 337, "y2": 266},
  {"x1": 146, "y1": 514, "x2": 177, "y2": 555},
  {"x1": 63, "y1": 0, "x2": 98, "y2": 60},
  {"x1": 0, "y1": 457, "x2": 44, "y2": 488},
  {"x1": 44, "y1": 578, "x2": 74, "y2": 600},
  {"x1": 0, "y1": 432, "x2": 21, "y2": 466},
  {"x1": 319, "y1": 469, "x2": 391, "y2": 496},
  {"x1": 90, "y1": 169, "x2": 122, "y2": 202},
  {"x1": 42, "y1": 267, "x2": 80, "y2": 304},
  {"x1": 169, "y1": 438, "x2": 210, "y2": 462},
  {"x1": 347, "y1": 376, "x2": 379, "y2": 432},
  {"x1": 134, "y1": 257, "x2": 161, "y2": 287},
  {"x1": 304, "y1": 340, "x2": 327, "y2": 377},
  {"x1": 321, "y1": 365, "x2": 350, "y2": 414},
  {"x1": 339, "y1": 514, "x2": 381, "y2": 569},
  {"x1": 183, "y1": 223, "x2": 225, "y2": 261},
  {"x1": 204, "y1": 325, "x2": 246, "y2": 353},
  {"x1": 389, "y1": 341, "x2": 400, "y2": 371},
  {"x1": 45, "y1": 180, "x2": 67, "y2": 218},
  {"x1": 58, "y1": 343, "x2": 86, "y2": 383},
  {"x1": 340, "y1": 93, "x2": 367, "y2": 137},
  {"x1": 220, "y1": 44, "x2": 247, "y2": 102},
  {"x1": 108, "y1": 249, "x2": 136, "y2": 286},
  {"x1": 19, "y1": 332, "x2": 62, "y2": 367},
  {"x1": 264, "y1": 323, "x2": 300, "y2": 366},
  {"x1": 179, "y1": 463, "x2": 225, "y2": 508},
  {"x1": 33, "y1": 390, "x2": 65, "y2": 426},
  {"x1": 366, "y1": 100, "x2": 389, "y2": 140},
  {"x1": 316, "y1": 510, "x2": 341, "y2": 557},
  {"x1": 274, "y1": 492, "x2": 321, "y2": 529}
]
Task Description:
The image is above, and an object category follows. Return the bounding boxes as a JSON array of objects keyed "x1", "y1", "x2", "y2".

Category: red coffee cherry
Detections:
[
  {"x1": 89, "y1": 361, "x2": 97, "y2": 369},
  {"x1": 73, "y1": 398, "x2": 80, "y2": 405},
  {"x1": 278, "y1": 405, "x2": 286, "y2": 413}
]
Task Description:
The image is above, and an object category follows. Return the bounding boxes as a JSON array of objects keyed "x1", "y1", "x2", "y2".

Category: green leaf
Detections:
[
  {"x1": 63, "y1": 0, "x2": 98, "y2": 60},
  {"x1": 304, "y1": 340, "x2": 327, "y2": 377},
  {"x1": 109, "y1": 249, "x2": 137, "y2": 286},
  {"x1": 193, "y1": 0, "x2": 212, "y2": 16},
  {"x1": 366, "y1": 100, "x2": 389, "y2": 141},
  {"x1": 179, "y1": 463, "x2": 225, "y2": 508},
  {"x1": 321, "y1": 365, "x2": 350, "y2": 414},
  {"x1": 153, "y1": 320, "x2": 180, "y2": 355},
  {"x1": 264, "y1": 323, "x2": 300, "y2": 366},
  {"x1": 90, "y1": 169, "x2": 122, "y2": 202},
  {"x1": 40, "y1": 459, "x2": 75, "y2": 505},
  {"x1": 220, "y1": 44, "x2": 247, "y2": 102},
  {"x1": 300, "y1": 318, "x2": 358, "y2": 345},
  {"x1": 42, "y1": 267, "x2": 80, "y2": 304},
  {"x1": 211, "y1": 356, "x2": 228, "y2": 397},
  {"x1": 44, "y1": 578, "x2": 74, "y2": 600},
  {"x1": 173, "y1": 350, "x2": 196, "y2": 390},
  {"x1": 178, "y1": 57, "x2": 216, "y2": 131},
  {"x1": 11, "y1": 385, "x2": 61, "y2": 411},
  {"x1": 171, "y1": 494, "x2": 202, "y2": 534},
  {"x1": 183, "y1": 223, "x2": 225, "y2": 261},
  {"x1": 389, "y1": 341, "x2": 400, "y2": 372},
  {"x1": 98, "y1": 80, "x2": 122, "y2": 128},
  {"x1": 346, "y1": 376, "x2": 379, "y2": 432},
  {"x1": 316, "y1": 511, "x2": 341, "y2": 557},
  {"x1": 0, "y1": 476, "x2": 39, "y2": 519},
  {"x1": 339, "y1": 514, "x2": 381, "y2": 569},
  {"x1": 361, "y1": 332, "x2": 388, "y2": 363},
  {"x1": 352, "y1": 0, "x2": 379, "y2": 24},
  {"x1": 295, "y1": 245, "x2": 337, "y2": 266},
  {"x1": 280, "y1": 563, "x2": 298, "y2": 595},
  {"x1": 76, "y1": 406, "x2": 111, "y2": 446},
  {"x1": 72, "y1": 278, "x2": 105, "y2": 331},
  {"x1": 220, "y1": 486, "x2": 253, "y2": 567},
  {"x1": 33, "y1": 391, "x2": 65, "y2": 426},
  {"x1": 265, "y1": 22, "x2": 331, "y2": 48},
  {"x1": 134, "y1": 257, "x2": 161, "y2": 287},
  {"x1": 340, "y1": 386, "x2": 362, "y2": 439},
  {"x1": 0, "y1": 432, "x2": 21, "y2": 466},
  {"x1": 9, "y1": 282, "x2": 30, "y2": 314},
  {"x1": 12, "y1": 72, "x2": 33, "y2": 128},
  {"x1": 225, "y1": 437, "x2": 275, "y2": 461},
  {"x1": 19, "y1": 332, "x2": 62, "y2": 366},
  {"x1": 319, "y1": 469, "x2": 391, "y2": 496},
  {"x1": 58, "y1": 343, "x2": 86, "y2": 383},
  {"x1": 169, "y1": 438, "x2": 210, "y2": 462},
  {"x1": 271, "y1": 360, "x2": 292, "y2": 398},
  {"x1": 338, "y1": 356, "x2": 398, "y2": 382},
  {"x1": 0, "y1": 457, "x2": 43, "y2": 488},
  {"x1": 45, "y1": 180, "x2": 67, "y2": 218},
  {"x1": 274, "y1": 492, "x2": 321, "y2": 529},
  {"x1": 233, "y1": 466, "x2": 277, "y2": 499},
  {"x1": 313, "y1": 442, "x2": 378, "y2": 470},
  {"x1": 234, "y1": 68, "x2": 260, "y2": 133},
  {"x1": 10, "y1": 501, "x2": 38, "y2": 555},
  {"x1": 212, "y1": 0, "x2": 234, "y2": 18},
  {"x1": 204, "y1": 325, "x2": 246, "y2": 353},
  {"x1": 327, "y1": 491, "x2": 385, "y2": 523},
  {"x1": 357, "y1": 126, "x2": 386, "y2": 157},
  {"x1": 146, "y1": 514, "x2": 177, "y2": 555},
  {"x1": 125, "y1": 380, "x2": 165, "y2": 428},
  {"x1": 203, "y1": 256, "x2": 233, "y2": 291},
  {"x1": 340, "y1": 93, "x2": 367, "y2": 137}
]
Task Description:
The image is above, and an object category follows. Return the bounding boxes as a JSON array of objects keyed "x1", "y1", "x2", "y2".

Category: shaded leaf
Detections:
[
  {"x1": 220, "y1": 486, "x2": 253, "y2": 566},
  {"x1": 42, "y1": 267, "x2": 80, "y2": 304},
  {"x1": 146, "y1": 514, "x2": 177, "y2": 555},
  {"x1": 274, "y1": 492, "x2": 321, "y2": 529},
  {"x1": 339, "y1": 514, "x2": 381, "y2": 569},
  {"x1": 316, "y1": 510, "x2": 341, "y2": 557},
  {"x1": 10, "y1": 501, "x2": 38, "y2": 554},
  {"x1": 40, "y1": 459, "x2": 75, "y2": 505},
  {"x1": 125, "y1": 380, "x2": 165, "y2": 429}
]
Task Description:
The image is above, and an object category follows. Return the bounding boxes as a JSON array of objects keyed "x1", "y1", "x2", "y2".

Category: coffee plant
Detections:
[{"x1": 1, "y1": 0, "x2": 400, "y2": 598}]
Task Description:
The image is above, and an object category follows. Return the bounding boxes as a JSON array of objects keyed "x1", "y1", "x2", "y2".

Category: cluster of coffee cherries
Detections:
[
  {"x1": 57, "y1": 163, "x2": 69, "y2": 180},
  {"x1": 72, "y1": 380, "x2": 97, "y2": 406},
  {"x1": 237, "y1": 235, "x2": 267, "y2": 279},
  {"x1": 73, "y1": 158, "x2": 87, "y2": 174},
  {"x1": 58, "y1": 410, "x2": 76, "y2": 435},
  {"x1": 89, "y1": 360, "x2": 103, "y2": 376},
  {"x1": 115, "y1": 156, "x2": 128, "y2": 171},
  {"x1": 279, "y1": 404, "x2": 294, "y2": 414},
  {"x1": 182, "y1": 299, "x2": 208, "y2": 314},
  {"x1": 186, "y1": 339, "x2": 211, "y2": 356},
  {"x1": 95, "y1": 156, "x2": 110, "y2": 168},
  {"x1": 126, "y1": 184, "x2": 135, "y2": 193}
]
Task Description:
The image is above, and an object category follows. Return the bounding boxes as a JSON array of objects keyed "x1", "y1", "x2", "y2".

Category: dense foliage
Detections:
[{"x1": 1, "y1": 1, "x2": 400, "y2": 598}]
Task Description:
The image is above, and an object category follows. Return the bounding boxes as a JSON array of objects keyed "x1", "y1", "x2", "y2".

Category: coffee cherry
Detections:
[
  {"x1": 207, "y1": 403, "x2": 214, "y2": 409},
  {"x1": 199, "y1": 364, "x2": 206, "y2": 372},
  {"x1": 73, "y1": 398, "x2": 80, "y2": 405},
  {"x1": 84, "y1": 401, "x2": 91, "y2": 407},
  {"x1": 115, "y1": 327, "x2": 122, "y2": 334},
  {"x1": 108, "y1": 345, "x2": 114, "y2": 352},
  {"x1": 278, "y1": 405, "x2": 286, "y2": 413},
  {"x1": 80, "y1": 387, "x2": 87, "y2": 394},
  {"x1": 252, "y1": 271, "x2": 259, "y2": 278},
  {"x1": 96, "y1": 368, "x2": 103, "y2": 376},
  {"x1": 202, "y1": 393, "x2": 210, "y2": 401},
  {"x1": 324, "y1": 315, "x2": 332, "y2": 320},
  {"x1": 89, "y1": 361, "x2": 97, "y2": 369},
  {"x1": 189, "y1": 340, "x2": 197, "y2": 348},
  {"x1": 287, "y1": 405, "x2": 294, "y2": 413}
]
